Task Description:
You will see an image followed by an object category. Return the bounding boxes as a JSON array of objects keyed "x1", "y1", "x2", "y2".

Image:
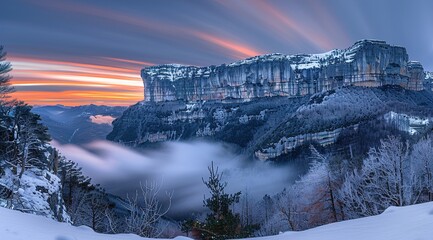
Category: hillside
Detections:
[{"x1": 108, "y1": 85, "x2": 433, "y2": 163}]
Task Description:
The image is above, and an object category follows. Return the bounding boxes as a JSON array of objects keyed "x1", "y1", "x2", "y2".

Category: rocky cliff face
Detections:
[
  {"x1": 109, "y1": 40, "x2": 433, "y2": 162},
  {"x1": 109, "y1": 85, "x2": 433, "y2": 161},
  {"x1": 142, "y1": 40, "x2": 425, "y2": 102},
  {"x1": 425, "y1": 71, "x2": 433, "y2": 91}
]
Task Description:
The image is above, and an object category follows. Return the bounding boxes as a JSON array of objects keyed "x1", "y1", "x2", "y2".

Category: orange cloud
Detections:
[
  {"x1": 9, "y1": 55, "x2": 145, "y2": 106},
  {"x1": 192, "y1": 31, "x2": 262, "y2": 59},
  {"x1": 89, "y1": 115, "x2": 116, "y2": 125},
  {"x1": 11, "y1": 90, "x2": 142, "y2": 106}
]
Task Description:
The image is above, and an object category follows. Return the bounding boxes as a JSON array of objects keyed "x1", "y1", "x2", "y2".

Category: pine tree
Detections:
[
  {"x1": 2, "y1": 104, "x2": 51, "y2": 177},
  {"x1": 0, "y1": 45, "x2": 15, "y2": 112},
  {"x1": 185, "y1": 162, "x2": 257, "y2": 239},
  {"x1": 0, "y1": 45, "x2": 14, "y2": 153}
]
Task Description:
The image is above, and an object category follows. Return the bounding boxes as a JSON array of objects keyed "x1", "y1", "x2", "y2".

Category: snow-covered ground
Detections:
[
  {"x1": 0, "y1": 206, "x2": 189, "y2": 240},
  {"x1": 247, "y1": 202, "x2": 433, "y2": 240},
  {"x1": 1, "y1": 202, "x2": 432, "y2": 240}
]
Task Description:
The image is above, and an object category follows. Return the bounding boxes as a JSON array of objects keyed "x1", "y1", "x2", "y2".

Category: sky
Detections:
[{"x1": 1, "y1": 0, "x2": 433, "y2": 106}]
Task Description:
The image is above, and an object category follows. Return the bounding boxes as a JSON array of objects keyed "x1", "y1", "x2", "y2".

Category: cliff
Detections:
[
  {"x1": 108, "y1": 85, "x2": 433, "y2": 161},
  {"x1": 142, "y1": 40, "x2": 425, "y2": 102},
  {"x1": 109, "y1": 40, "x2": 433, "y2": 162},
  {"x1": 425, "y1": 71, "x2": 433, "y2": 91}
]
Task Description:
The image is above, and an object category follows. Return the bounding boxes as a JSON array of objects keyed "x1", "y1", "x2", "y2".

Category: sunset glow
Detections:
[
  {"x1": 193, "y1": 32, "x2": 263, "y2": 59},
  {"x1": 9, "y1": 56, "x2": 144, "y2": 106},
  {"x1": 3, "y1": 0, "x2": 433, "y2": 106}
]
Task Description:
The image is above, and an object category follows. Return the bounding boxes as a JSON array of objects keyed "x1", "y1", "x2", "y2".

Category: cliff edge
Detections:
[{"x1": 142, "y1": 40, "x2": 425, "y2": 102}]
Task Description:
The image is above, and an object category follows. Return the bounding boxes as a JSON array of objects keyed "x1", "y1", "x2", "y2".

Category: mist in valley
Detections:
[{"x1": 52, "y1": 140, "x2": 298, "y2": 216}]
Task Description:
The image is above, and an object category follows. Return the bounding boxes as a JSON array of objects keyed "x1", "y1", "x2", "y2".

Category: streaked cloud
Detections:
[
  {"x1": 192, "y1": 31, "x2": 262, "y2": 59},
  {"x1": 9, "y1": 55, "x2": 144, "y2": 105},
  {"x1": 2, "y1": 0, "x2": 433, "y2": 105}
]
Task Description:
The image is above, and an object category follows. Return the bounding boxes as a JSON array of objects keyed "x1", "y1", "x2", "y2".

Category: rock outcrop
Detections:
[
  {"x1": 425, "y1": 71, "x2": 433, "y2": 91},
  {"x1": 109, "y1": 40, "x2": 433, "y2": 162},
  {"x1": 109, "y1": 85, "x2": 433, "y2": 161},
  {"x1": 142, "y1": 40, "x2": 425, "y2": 102}
]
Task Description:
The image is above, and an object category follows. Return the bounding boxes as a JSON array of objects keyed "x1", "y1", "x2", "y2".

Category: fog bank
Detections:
[{"x1": 52, "y1": 140, "x2": 295, "y2": 214}]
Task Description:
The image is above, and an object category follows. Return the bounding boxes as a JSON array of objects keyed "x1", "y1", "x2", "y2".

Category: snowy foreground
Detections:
[
  {"x1": 248, "y1": 202, "x2": 433, "y2": 240},
  {"x1": 0, "y1": 206, "x2": 188, "y2": 240},
  {"x1": 1, "y1": 202, "x2": 433, "y2": 240}
]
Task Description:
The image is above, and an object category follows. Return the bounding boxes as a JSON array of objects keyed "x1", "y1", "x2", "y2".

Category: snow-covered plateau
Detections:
[
  {"x1": 142, "y1": 40, "x2": 427, "y2": 102},
  {"x1": 1, "y1": 202, "x2": 432, "y2": 240}
]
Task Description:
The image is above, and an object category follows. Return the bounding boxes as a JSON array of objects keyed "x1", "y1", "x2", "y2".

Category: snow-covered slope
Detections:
[
  {"x1": 0, "y1": 206, "x2": 189, "y2": 240},
  {"x1": 246, "y1": 202, "x2": 433, "y2": 240},
  {"x1": 1, "y1": 202, "x2": 432, "y2": 240}
]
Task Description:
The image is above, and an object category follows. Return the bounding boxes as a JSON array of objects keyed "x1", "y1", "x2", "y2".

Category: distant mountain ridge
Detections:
[
  {"x1": 32, "y1": 105, "x2": 126, "y2": 144},
  {"x1": 142, "y1": 40, "x2": 427, "y2": 102}
]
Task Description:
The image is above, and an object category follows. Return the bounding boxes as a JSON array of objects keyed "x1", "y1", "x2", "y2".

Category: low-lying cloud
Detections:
[
  {"x1": 52, "y1": 140, "x2": 294, "y2": 215},
  {"x1": 89, "y1": 115, "x2": 115, "y2": 125}
]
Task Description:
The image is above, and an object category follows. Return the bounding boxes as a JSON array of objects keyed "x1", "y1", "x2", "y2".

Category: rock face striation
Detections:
[
  {"x1": 108, "y1": 86, "x2": 433, "y2": 161},
  {"x1": 142, "y1": 40, "x2": 425, "y2": 102},
  {"x1": 109, "y1": 40, "x2": 433, "y2": 162}
]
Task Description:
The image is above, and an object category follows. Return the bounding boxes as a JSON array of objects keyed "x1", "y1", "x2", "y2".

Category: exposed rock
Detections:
[
  {"x1": 407, "y1": 61, "x2": 425, "y2": 91},
  {"x1": 142, "y1": 40, "x2": 425, "y2": 102},
  {"x1": 384, "y1": 111, "x2": 431, "y2": 135},
  {"x1": 0, "y1": 167, "x2": 70, "y2": 222},
  {"x1": 255, "y1": 126, "x2": 350, "y2": 161},
  {"x1": 109, "y1": 40, "x2": 433, "y2": 162},
  {"x1": 109, "y1": 86, "x2": 433, "y2": 161},
  {"x1": 425, "y1": 71, "x2": 433, "y2": 91}
]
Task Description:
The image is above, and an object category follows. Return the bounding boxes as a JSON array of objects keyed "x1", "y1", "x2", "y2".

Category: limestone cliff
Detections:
[
  {"x1": 142, "y1": 40, "x2": 425, "y2": 102},
  {"x1": 108, "y1": 85, "x2": 433, "y2": 161},
  {"x1": 109, "y1": 40, "x2": 433, "y2": 162},
  {"x1": 425, "y1": 71, "x2": 433, "y2": 91}
]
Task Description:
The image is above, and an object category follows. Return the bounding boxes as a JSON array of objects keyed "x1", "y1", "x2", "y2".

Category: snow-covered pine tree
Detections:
[{"x1": 0, "y1": 45, "x2": 14, "y2": 111}]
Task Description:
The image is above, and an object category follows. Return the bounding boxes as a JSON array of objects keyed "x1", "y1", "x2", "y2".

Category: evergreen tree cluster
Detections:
[{"x1": 183, "y1": 162, "x2": 258, "y2": 239}]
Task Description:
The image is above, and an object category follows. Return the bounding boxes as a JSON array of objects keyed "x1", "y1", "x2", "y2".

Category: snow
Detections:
[
  {"x1": 384, "y1": 111, "x2": 430, "y2": 135},
  {"x1": 1, "y1": 201, "x2": 432, "y2": 240},
  {"x1": 228, "y1": 50, "x2": 345, "y2": 69},
  {"x1": 0, "y1": 168, "x2": 69, "y2": 221},
  {"x1": 244, "y1": 202, "x2": 433, "y2": 240},
  {"x1": 142, "y1": 64, "x2": 207, "y2": 82},
  {"x1": 0, "y1": 206, "x2": 190, "y2": 240},
  {"x1": 142, "y1": 40, "x2": 380, "y2": 82}
]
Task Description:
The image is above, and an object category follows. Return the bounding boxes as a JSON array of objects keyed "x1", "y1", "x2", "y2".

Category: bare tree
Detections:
[
  {"x1": 123, "y1": 180, "x2": 172, "y2": 238},
  {"x1": 339, "y1": 136, "x2": 415, "y2": 218},
  {"x1": 409, "y1": 137, "x2": 433, "y2": 201},
  {"x1": 291, "y1": 147, "x2": 343, "y2": 228},
  {"x1": 274, "y1": 187, "x2": 299, "y2": 231}
]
